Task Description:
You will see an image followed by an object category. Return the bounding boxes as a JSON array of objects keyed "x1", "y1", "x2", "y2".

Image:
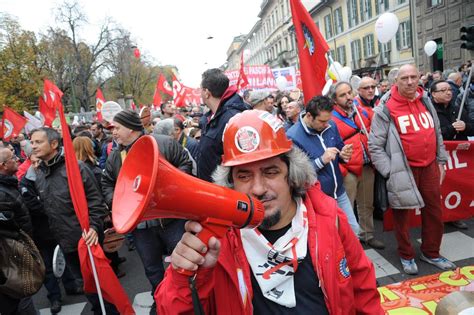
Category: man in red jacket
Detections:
[
  {"x1": 155, "y1": 110, "x2": 383, "y2": 314},
  {"x1": 330, "y1": 82, "x2": 385, "y2": 250}
]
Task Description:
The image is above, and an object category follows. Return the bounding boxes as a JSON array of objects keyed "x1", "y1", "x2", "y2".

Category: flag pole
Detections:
[
  {"x1": 457, "y1": 65, "x2": 473, "y2": 121},
  {"x1": 85, "y1": 233, "x2": 106, "y2": 314},
  {"x1": 352, "y1": 103, "x2": 369, "y2": 136}
]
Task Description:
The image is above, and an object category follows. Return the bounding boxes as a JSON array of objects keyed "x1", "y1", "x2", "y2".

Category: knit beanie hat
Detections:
[{"x1": 113, "y1": 109, "x2": 143, "y2": 131}]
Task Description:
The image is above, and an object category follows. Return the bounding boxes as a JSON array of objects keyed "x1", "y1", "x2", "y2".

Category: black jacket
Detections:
[
  {"x1": 0, "y1": 174, "x2": 32, "y2": 236},
  {"x1": 101, "y1": 134, "x2": 193, "y2": 209},
  {"x1": 455, "y1": 87, "x2": 474, "y2": 124},
  {"x1": 433, "y1": 100, "x2": 474, "y2": 140},
  {"x1": 19, "y1": 166, "x2": 55, "y2": 244},
  {"x1": 35, "y1": 152, "x2": 107, "y2": 253},
  {"x1": 197, "y1": 89, "x2": 250, "y2": 182}
]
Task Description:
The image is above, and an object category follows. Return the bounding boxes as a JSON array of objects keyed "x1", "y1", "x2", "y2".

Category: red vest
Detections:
[{"x1": 332, "y1": 105, "x2": 371, "y2": 177}]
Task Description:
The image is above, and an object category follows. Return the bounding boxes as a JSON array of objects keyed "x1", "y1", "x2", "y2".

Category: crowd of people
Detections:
[{"x1": 0, "y1": 61, "x2": 473, "y2": 314}]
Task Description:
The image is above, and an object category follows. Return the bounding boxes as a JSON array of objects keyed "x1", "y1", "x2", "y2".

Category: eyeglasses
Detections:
[
  {"x1": 360, "y1": 85, "x2": 376, "y2": 90},
  {"x1": 433, "y1": 88, "x2": 452, "y2": 93}
]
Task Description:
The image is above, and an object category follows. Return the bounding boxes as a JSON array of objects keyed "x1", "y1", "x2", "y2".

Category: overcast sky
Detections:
[{"x1": 0, "y1": 0, "x2": 263, "y2": 87}]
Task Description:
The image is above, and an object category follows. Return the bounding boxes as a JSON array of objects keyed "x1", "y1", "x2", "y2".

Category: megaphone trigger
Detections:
[{"x1": 176, "y1": 218, "x2": 231, "y2": 276}]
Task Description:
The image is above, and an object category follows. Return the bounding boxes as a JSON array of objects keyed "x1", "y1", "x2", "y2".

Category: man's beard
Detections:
[{"x1": 259, "y1": 208, "x2": 282, "y2": 230}]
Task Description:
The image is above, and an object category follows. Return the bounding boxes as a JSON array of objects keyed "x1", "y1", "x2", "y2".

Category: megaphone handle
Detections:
[{"x1": 176, "y1": 220, "x2": 230, "y2": 276}]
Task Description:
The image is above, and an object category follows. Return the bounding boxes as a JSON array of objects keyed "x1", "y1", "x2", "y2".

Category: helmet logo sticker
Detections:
[
  {"x1": 258, "y1": 112, "x2": 283, "y2": 132},
  {"x1": 235, "y1": 126, "x2": 260, "y2": 153}
]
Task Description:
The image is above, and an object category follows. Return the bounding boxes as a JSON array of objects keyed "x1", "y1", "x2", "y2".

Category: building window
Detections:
[
  {"x1": 324, "y1": 14, "x2": 333, "y2": 39},
  {"x1": 347, "y1": 0, "x2": 359, "y2": 28},
  {"x1": 396, "y1": 21, "x2": 412, "y2": 50},
  {"x1": 337, "y1": 46, "x2": 347, "y2": 65},
  {"x1": 428, "y1": 0, "x2": 442, "y2": 6},
  {"x1": 375, "y1": 0, "x2": 389, "y2": 14},
  {"x1": 363, "y1": 34, "x2": 375, "y2": 57},
  {"x1": 329, "y1": 49, "x2": 336, "y2": 60},
  {"x1": 351, "y1": 39, "x2": 362, "y2": 68},
  {"x1": 334, "y1": 7, "x2": 344, "y2": 35},
  {"x1": 398, "y1": 0, "x2": 406, "y2": 4},
  {"x1": 360, "y1": 0, "x2": 372, "y2": 22},
  {"x1": 378, "y1": 41, "x2": 391, "y2": 63}
]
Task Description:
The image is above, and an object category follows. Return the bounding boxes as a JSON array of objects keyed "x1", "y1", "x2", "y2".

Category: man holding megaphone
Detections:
[
  {"x1": 101, "y1": 109, "x2": 193, "y2": 314},
  {"x1": 155, "y1": 110, "x2": 383, "y2": 314}
]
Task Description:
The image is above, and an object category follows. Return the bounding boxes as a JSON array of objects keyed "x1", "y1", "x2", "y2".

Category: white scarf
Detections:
[{"x1": 240, "y1": 199, "x2": 308, "y2": 308}]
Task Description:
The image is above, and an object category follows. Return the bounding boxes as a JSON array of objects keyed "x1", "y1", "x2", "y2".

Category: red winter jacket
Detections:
[
  {"x1": 353, "y1": 95, "x2": 379, "y2": 121},
  {"x1": 332, "y1": 105, "x2": 372, "y2": 177},
  {"x1": 155, "y1": 186, "x2": 383, "y2": 315}
]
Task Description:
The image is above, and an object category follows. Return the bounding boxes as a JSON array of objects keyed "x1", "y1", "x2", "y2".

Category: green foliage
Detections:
[
  {"x1": 0, "y1": 14, "x2": 43, "y2": 111},
  {"x1": 0, "y1": 1, "x2": 180, "y2": 114}
]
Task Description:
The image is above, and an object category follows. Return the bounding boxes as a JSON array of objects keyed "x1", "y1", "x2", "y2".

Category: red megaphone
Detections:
[{"x1": 112, "y1": 135, "x2": 264, "y2": 273}]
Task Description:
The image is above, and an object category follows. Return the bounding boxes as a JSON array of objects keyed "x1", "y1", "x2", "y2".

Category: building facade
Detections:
[
  {"x1": 225, "y1": 0, "x2": 300, "y2": 71},
  {"x1": 414, "y1": 0, "x2": 474, "y2": 73},
  {"x1": 309, "y1": 0, "x2": 414, "y2": 78},
  {"x1": 226, "y1": 0, "x2": 422, "y2": 79}
]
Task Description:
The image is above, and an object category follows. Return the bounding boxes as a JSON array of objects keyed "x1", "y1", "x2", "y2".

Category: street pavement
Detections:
[{"x1": 32, "y1": 217, "x2": 474, "y2": 314}]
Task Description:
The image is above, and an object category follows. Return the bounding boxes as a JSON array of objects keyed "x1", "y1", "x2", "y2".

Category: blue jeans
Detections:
[
  {"x1": 336, "y1": 192, "x2": 360, "y2": 235},
  {"x1": 132, "y1": 219, "x2": 186, "y2": 293},
  {"x1": 38, "y1": 240, "x2": 79, "y2": 303}
]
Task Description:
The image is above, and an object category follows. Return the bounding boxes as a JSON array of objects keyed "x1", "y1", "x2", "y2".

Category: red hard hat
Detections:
[{"x1": 221, "y1": 110, "x2": 292, "y2": 167}]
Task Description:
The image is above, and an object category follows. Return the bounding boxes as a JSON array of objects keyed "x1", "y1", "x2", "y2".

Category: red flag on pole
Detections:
[
  {"x1": 172, "y1": 75, "x2": 186, "y2": 108},
  {"x1": 159, "y1": 74, "x2": 173, "y2": 96},
  {"x1": 237, "y1": 51, "x2": 249, "y2": 91},
  {"x1": 1, "y1": 107, "x2": 27, "y2": 141},
  {"x1": 43, "y1": 80, "x2": 134, "y2": 314},
  {"x1": 290, "y1": 0, "x2": 329, "y2": 103},
  {"x1": 38, "y1": 96, "x2": 55, "y2": 127},
  {"x1": 96, "y1": 88, "x2": 105, "y2": 121}
]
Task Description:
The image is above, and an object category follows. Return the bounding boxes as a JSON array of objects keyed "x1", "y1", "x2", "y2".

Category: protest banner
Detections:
[{"x1": 383, "y1": 141, "x2": 474, "y2": 231}]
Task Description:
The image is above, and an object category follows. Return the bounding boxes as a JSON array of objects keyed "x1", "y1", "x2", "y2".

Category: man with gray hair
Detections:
[
  {"x1": 369, "y1": 64, "x2": 456, "y2": 275},
  {"x1": 447, "y1": 72, "x2": 463, "y2": 101},
  {"x1": 156, "y1": 110, "x2": 382, "y2": 314},
  {"x1": 330, "y1": 81, "x2": 384, "y2": 249},
  {"x1": 248, "y1": 90, "x2": 274, "y2": 113}
]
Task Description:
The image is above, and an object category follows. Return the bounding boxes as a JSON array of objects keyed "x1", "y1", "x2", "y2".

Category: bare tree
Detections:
[{"x1": 54, "y1": 0, "x2": 120, "y2": 111}]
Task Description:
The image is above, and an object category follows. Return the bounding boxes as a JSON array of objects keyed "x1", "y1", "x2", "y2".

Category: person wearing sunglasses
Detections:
[
  {"x1": 430, "y1": 79, "x2": 473, "y2": 230},
  {"x1": 354, "y1": 77, "x2": 379, "y2": 121}
]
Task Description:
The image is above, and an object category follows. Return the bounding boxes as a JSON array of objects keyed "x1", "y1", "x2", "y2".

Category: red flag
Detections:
[
  {"x1": 130, "y1": 99, "x2": 137, "y2": 110},
  {"x1": 158, "y1": 74, "x2": 173, "y2": 96},
  {"x1": 43, "y1": 79, "x2": 64, "y2": 109},
  {"x1": 96, "y1": 88, "x2": 105, "y2": 121},
  {"x1": 44, "y1": 80, "x2": 134, "y2": 314},
  {"x1": 1, "y1": 107, "x2": 27, "y2": 141},
  {"x1": 237, "y1": 51, "x2": 249, "y2": 91},
  {"x1": 290, "y1": 0, "x2": 329, "y2": 103},
  {"x1": 38, "y1": 96, "x2": 55, "y2": 127},
  {"x1": 172, "y1": 75, "x2": 186, "y2": 108}
]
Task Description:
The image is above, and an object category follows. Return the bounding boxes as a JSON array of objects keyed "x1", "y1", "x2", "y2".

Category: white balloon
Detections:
[
  {"x1": 424, "y1": 41, "x2": 437, "y2": 57},
  {"x1": 375, "y1": 13, "x2": 399, "y2": 44},
  {"x1": 275, "y1": 76, "x2": 288, "y2": 91},
  {"x1": 339, "y1": 67, "x2": 353, "y2": 82},
  {"x1": 322, "y1": 79, "x2": 333, "y2": 96},
  {"x1": 350, "y1": 76, "x2": 362, "y2": 90}
]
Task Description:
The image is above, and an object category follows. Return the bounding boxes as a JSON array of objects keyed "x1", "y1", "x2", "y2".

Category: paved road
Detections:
[{"x1": 32, "y1": 217, "x2": 474, "y2": 314}]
